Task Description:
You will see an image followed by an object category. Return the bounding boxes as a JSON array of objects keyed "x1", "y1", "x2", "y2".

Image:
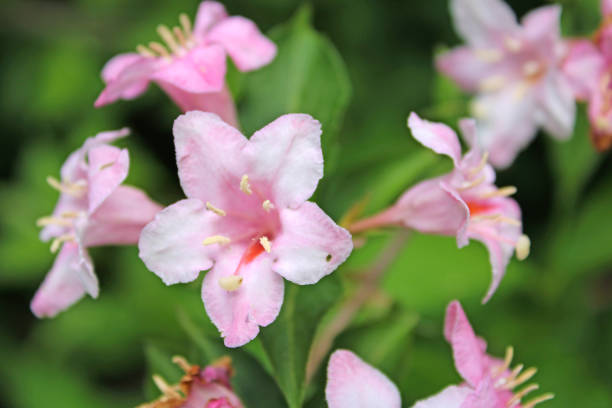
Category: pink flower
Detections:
[
  {"x1": 138, "y1": 111, "x2": 353, "y2": 347},
  {"x1": 139, "y1": 356, "x2": 243, "y2": 408},
  {"x1": 349, "y1": 113, "x2": 530, "y2": 302},
  {"x1": 94, "y1": 1, "x2": 276, "y2": 128},
  {"x1": 562, "y1": 0, "x2": 612, "y2": 151},
  {"x1": 31, "y1": 129, "x2": 162, "y2": 318},
  {"x1": 411, "y1": 301, "x2": 554, "y2": 408},
  {"x1": 325, "y1": 350, "x2": 401, "y2": 408},
  {"x1": 437, "y1": 0, "x2": 575, "y2": 168}
]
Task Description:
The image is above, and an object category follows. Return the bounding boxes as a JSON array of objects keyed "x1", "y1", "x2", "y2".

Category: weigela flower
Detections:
[
  {"x1": 437, "y1": 0, "x2": 575, "y2": 168},
  {"x1": 138, "y1": 111, "x2": 353, "y2": 347},
  {"x1": 563, "y1": 0, "x2": 612, "y2": 151},
  {"x1": 94, "y1": 1, "x2": 276, "y2": 127},
  {"x1": 350, "y1": 113, "x2": 530, "y2": 302},
  {"x1": 325, "y1": 349, "x2": 401, "y2": 408},
  {"x1": 31, "y1": 129, "x2": 162, "y2": 318},
  {"x1": 412, "y1": 301, "x2": 554, "y2": 408},
  {"x1": 138, "y1": 356, "x2": 243, "y2": 408}
]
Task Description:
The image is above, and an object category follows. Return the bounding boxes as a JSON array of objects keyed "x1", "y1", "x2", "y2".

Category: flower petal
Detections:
[
  {"x1": 202, "y1": 244, "x2": 284, "y2": 348},
  {"x1": 207, "y1": 16, "x2": 277, "y2": 72},
  {"x1": 603, "y1": 0, "x2": 612, "y2": 17},
  {"x1": 408, "y1": 112, "x2": 462, "y2": 166},
  {"x1": 184, "y1": 382, "x2": 243, "y2": 408},
  {"x1": 562, "y1": 40, "x2": 605, "y2": 101},
  {"x1": 535, "y1": 73, "x2": 576, "y2": 140},
  {"x1": 436, "y1": 47, "x2": 502, "y2": 93},
  {"x1": 94, "y1": 54, "x2": 156, "y2": 107},
  {"x1": 173, "y1": 111, "x2": 247, "y2": 202},
  {"x1": 411, "y1": 385, "x2": 473, "y2": 408},
  {"x1": 273, "y1": 202, "x2": 352, "y2": 285},
  {"x1": 193, "y1": 1, "x2": 228, "y2": 38},
  {"x1": 521, "y1": 5, "x2": 561, "y2": 46},
  {"x1": 246, "y1": 114, "x2": 323, "y2": 209},
  {"x1": 449, "y1": 0, "x2": 518, "y2": 47},
  {"x1": 138, "y1": 199, "x2": 216, "y2": 285},
  {"x1": 84, "y1": 185, "x2": 162, "y2": 247},
  {"x1": 325, "y1": 350, "x2": 401, "y2": 408},
  {"x1": 87, "y1": 144, "x2": 129, "y2": 214},
  {"x1": 444, "y1": 301, "x2": 486, "y2": 387},
  {"x1": 30, "y1": 242, "x2": 97, "y2": 318}
]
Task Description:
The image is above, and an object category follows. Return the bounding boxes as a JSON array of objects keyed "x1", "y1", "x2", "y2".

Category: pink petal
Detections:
[
  {"x1": 193, "y1": 1, "x2": 228, "y2": 38},
  {"x1": 245, "y1": 114, "x2": 323, "y2": 209},
  {"x1": 412, "y1": 385, "x2": 473, "y2": 408},
  {"x1": 450, "y1": 0, "x2": 519, "y2": 47},
  {"x1": 408, "y1": 112, "x2": 462, "y2": 166},
  {"x1": 535, "y1": 73, "x2": 576, "y2": 140},
  {"x1": 562, "y1": 40, "x2": 605, "y2": 101},
  {"x1": 436, "y1": 47, "x2": 502, "y2": 93},
  {"x1": 202, "y1": 245, "x2": 284, "y2": 348},
  {"x1": 152, "y1": 45, "x2": 227, "y2": 94},
  {"x1": 459, "y1": 377, "x2": 508, "y2": 408},
  {"x1": 31, "y1": 242, "x2": 97, "y2": 318},
  {"x1": 173, "y1": 111, "x2": 247, "y2": 203},
  {"x1": 94, "y1": 54, "x2": 156, "y2": 107},
  {"x1": 138, "y1": 199, "x2": 216, "y2": 285},
  {"x1": 521, "y1": 6, "x2": 561, "y2": 46},
  {"x1": 604, "y1": 0, "x2": 612, "y2": 17},
  {"x1": 325, "y1": 350, "x2": 401, "y2": 408},
  {"x1": 272, "y1": 202, "x2": 353, "y2": 285},
  {"x1": 207, "y1": 16, "x2": 277, "y2": 72},
  {"x1": 87, "y1": 144, "x2": 129, "y2": 214},
  {"x1": 83, "y1": 185, "x2": 162, "y2": 247},
  {"x1": 444, "y1": 301, "x2": 486, "y2": 387},
  {"x1": 184, "y1": 382, "x2": 243, "y2": 408}
]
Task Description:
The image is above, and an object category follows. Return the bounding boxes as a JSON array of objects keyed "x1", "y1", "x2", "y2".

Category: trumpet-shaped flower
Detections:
[
  {"x1": 31, "y1": 129, "x2": 162, "y2": 318},
  {"x1": 94, "y1": 1, "x2": 276, "y2": 127},
  {"x1": 412, "y1": 301, "x2": 554, "y2": 408},
  {"x1": 325, "y1": 350, "x2": 401, "y2": 408},
  {"x1": 138, "y1": 111, "x2": 353, "y2": 347},
  {"x1": 138, "y1": 356, "x2": 243, "y2": 408},
  {"x1": 437, "y1": 0, "x2": 575, "y2": 168},
  {"x1": 350, "y1": 113, "x2": 529, "y2": 302}
]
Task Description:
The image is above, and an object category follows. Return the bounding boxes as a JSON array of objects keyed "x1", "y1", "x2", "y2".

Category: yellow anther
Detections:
[
  {"x1": 46, "y1": 176, "x2": 86, "y2": 196},
  {"x1": 219, "y1": 275, "x2": 243, "y2": 291},
  {"x1": 260, "y1": 236, "x2": 271, "y2": 253},
  {"x1": 479, "y1": 75, "x2": 506, "y2": 92},
  {"x1": 262, "y1": 200, "x2": 274, "y2": 212},
  {"x1": 157, "y1": 24, "x2": 180, "y2": 53},
  {"x1": 136, "y1": 44, "x2": 156, "y2": 58},
  {"x1": 523, "y1": 60, "x2": 541, "y2": 78},
  {"x1": 149, "y1": 41, "x2": 171, "y2": 59},
  {"x1": 179, "y1": 13, "x2": 192, "y2": 39},
  {"x1": 522, "y1": 393, "x2": 554, "y2": 408},
  {"x1": 152, "y1": 375, "x2": 181, "y2": 399},
  {"x1": 507, "y1": 383, "x2": 539, "y2": 406},
  {"x1": 471, "y1": 100, "x2": 488, "y2": 118},
  {"x1": 493, "y1": 346, "x2": 514, "y2": 378},
  {"x1": 173, "y1": 26, "x2": 187, "y2": 46},
  {"x1": 50, "y1": 234, "x2": 75, "y2": 253},
  {"x1": 203, "y1": 235, "x2": 231, "y2": 246},
  {"x1": 505, "y1": 364, "x2": 525, "y2": 385},
  {"x1": 206, "y1": 201, "x2": 226, "y2": 216},
  {"x1": 515, "y1": 234, "x2": 531, "y2": 261},
  {"x1": 505, "y1": 367, "x2": 538, "y2": 390},
  {"x1": 171, "y1": 355, "x2": 192, "y2": 373},
  {"x1": 60, "y1": 210, "x2": 81, "y2": 218},
  {"x1": 505, "y1": 37, "x2": 522, "y2": 52},
  {"x1": 240, "y1": 174, "x2": 252, "y2": 195},
  {"x1": 470, "y1": 151, "x2": 490, "y2": 176},
  {"x1": 459, "y1": 175, "x2": 486, "y2": 190},
  {"x1": 475, "y1": 48, "x2": 503, "y2": 63},
  {"x1": 480, "y1": 185, "x2": 517, "y2": 199},
  {"x1": 36, "y1": 216, "x2": 72, "y2": 228}
]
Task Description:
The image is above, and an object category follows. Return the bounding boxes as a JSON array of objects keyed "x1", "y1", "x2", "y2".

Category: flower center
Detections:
[{"x1": 137, "y1": 13, "x2": 195, "y2": 60}]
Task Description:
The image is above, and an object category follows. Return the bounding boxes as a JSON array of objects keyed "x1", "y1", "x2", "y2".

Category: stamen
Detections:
[
  {"x1": 523, "y1": 60, "x2": 541, "y2": 77},
  {"x1": 522, "y1": 393, "x2": 554, "y2": 408},
  {"x1": 475, "y1": 48, "x2": 503, "y2": 63},
  {"x1": 60, "y1": 210, "x2": 82, "y2": 218},
  {"x1": 504, "y1": 367, "x2": 538, "y2": 389},
  {"x1": 515, "y1": 234, "x2": 531, "y2": 261},
  {"x1": 136, "y1": 44, "x2": 156, "y2": 58},
  {"x1": 203, "y1": 235, "x2": 231, "y2": 246},
  {"x1": 152, "y1": 375, "x2": 181, "y2": 399},
  {"x1": 469, "y1": 151, "x2": 490, "y2": 176},
  {"x1": 219, "y1": 276, "x2": 243, "y2": 291},
  {"x1": 179, "y1": 13, "x2": 192, "y2": 39},
  {"x1": 458, "y1": 175, "x2": 486, "y2": 190},
  {"x1": 259, "y1": 236, "x2": 271, "y2": 253},
  {"x1": 262, "y1": 200, "x2": 274, "y2": 212},
  {"x1": 493, "y1": 346, "x2": 514, "y2": 378},
  {"x1": 479, "y1": 75, "x2": 506, "y2": 92},
  {"x1": 50, "y1": 234, "x2": 75, "y2": 253},
  {"x1": 173, "y1": 26, "x2": 187, "y2": 46},
  {"x1": 206, "y1": 201, "x2": 226, "y2": 216},
  {"x1": 506, "y1": 364, "x2": 525, "y2": 384},
  {"x1": 36, "y1": 216, "x2": 72, "y2": 227},
  {"x1": 157, "y1": 24, "x2": 180, "y2": 54},
  {"x1": 99, "y1": 161, "x2": 116, "y2": 171},
  {"x1": 507, "y1": 384, "x2": 539, "y2": 406},
  {"x1": 480, "y1": 186, "x2": 517, "y2": 199},
  {"x1": 505, "y1": 37, "x2": 522, "y2": 52},
  {"x1": 171, "y1": 356, "x2": 192, "y2": 373},
  {"x1": 46, "y1": 176, "x2": 86, "y2": 196},
  {"x1": 240, "y1": 175, "x2": 252, "y2": 195},
  {"x1": 149, "y1": 42, "x2": 171, "y2": 59},
  {"x1": 513, "y1": 82, "x2": 530, "y2": 101}
]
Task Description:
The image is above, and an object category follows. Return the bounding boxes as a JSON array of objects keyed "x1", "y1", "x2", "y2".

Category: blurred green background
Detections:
[{"x1": 0, "y1": 0, "x2": 611, "y2": 407}]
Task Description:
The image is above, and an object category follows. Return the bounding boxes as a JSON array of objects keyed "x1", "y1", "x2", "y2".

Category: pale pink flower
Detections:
[
  {"x1": 138, "y1": 111, "x2": 353, "y2": 347},
  {"x1": 138, "y1": 356, "x2": 243, "y2": 408},
  {"x1": 412, "y1": 301, "x2": 554, "y2": 408},
  {"x1": 31, "y1": 129, "x2": 162, "y2": 318},
  {"x1": 437, "y1": 0, "x2": 575, "y2": 168},
  {"x1": 562, "y1": 0, "x2": 612, "y2": 151},
  {"x1": 325, "y1": 350, "x2": 401, "y2": 408},
  {"x1": 94, "y1": 1, "x2": 276, "y2": 128},
  {"x1": 350, "y1": 113, "x2": 530, "y2": 302}
]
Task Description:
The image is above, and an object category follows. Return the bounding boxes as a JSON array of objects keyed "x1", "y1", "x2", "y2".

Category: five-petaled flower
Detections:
[
  {"x1": 411, "y1": 301, "x2": 554, "y2": 408},
  {"x1": 437, "y1": 0, "x2": 575, "y2": 168},
  {"x1": 94, "y1": 1, "x2": 276, "y2": 128},
  {"x1": 325, "y1": 349, "x2": 401, "y2": 408},
  {"x1": 138, "y1": 111, "x2": 353, "y2": 347},
  {"x1": 349, "y1": 113, "x2": 530, "y2": 303},
  {"x1": 32, "y1": 129, "x2": 162, "y2": 318},
  {"x1": 563, "y1": 0, "x2": 612, "y2": 151},
  {"x1": 138, "y1": 355, "x2": 243, "y2": 408}
]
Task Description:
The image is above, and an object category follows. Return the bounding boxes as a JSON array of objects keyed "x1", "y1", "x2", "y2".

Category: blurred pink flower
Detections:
[
  {"x1": 563, "y1": 0, "x2": 612, "y2": 151},
  {"x1": 437, "y1": 0, "x2": 575, "y2": 168},
  {"x1": 138, "y1": 111, "x2": 353, "y2": 347},
  {"x1": 325, "y1": 349, "x2": 401, "y2": 408},
  {"x1": 412, "y1": 301, "x2": 553, "y2": 408},
  {"x1": 350, "y1": 113, "x2": 530, "y2": 302},
  {"x1": 31, "y1": 129, "x2": 162, "y2": 318},
  {"x1": 94, "y1": 1, "x2": 276, "y2": 128}
]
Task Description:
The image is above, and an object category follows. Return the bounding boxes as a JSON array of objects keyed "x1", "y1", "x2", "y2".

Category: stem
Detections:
[
  {"x1": 347, "y1": 207, "x2": 398, "y2": 234},
  {"x1": 305, "y1": 230, "x2": 411, "y2": 384}
]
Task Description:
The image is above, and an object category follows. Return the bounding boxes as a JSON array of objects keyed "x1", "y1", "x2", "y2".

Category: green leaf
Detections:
[
  {"x1": 238, "y1": 4, "x2": 351, "y2": 168},
  {"x1": 259, "y1": 275, "x2": 342, "y2": 408}
]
